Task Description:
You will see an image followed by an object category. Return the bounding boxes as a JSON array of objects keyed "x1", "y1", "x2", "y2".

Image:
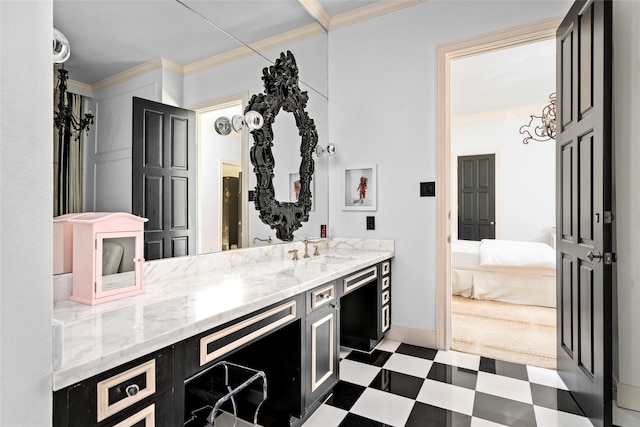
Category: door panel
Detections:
[
  {"x1": 457, "y1": 154, "x2": 495, "y2": 241},
  {"x1": 556, "y1": 1, "x2": 612, "y2": 426},
  {"x1": 133, "y1": 97, "x2": 196, "y2": 260}
]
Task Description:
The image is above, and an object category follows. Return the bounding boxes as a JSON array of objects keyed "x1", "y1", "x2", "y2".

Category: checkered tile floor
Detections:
[{"x1": 302, "y1": 339, "x2": 595, "y2": 427}]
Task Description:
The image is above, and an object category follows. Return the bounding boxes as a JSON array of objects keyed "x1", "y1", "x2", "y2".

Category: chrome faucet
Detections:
[
  {"x1": 253, "y1": 236, "x2": 272, "y2": 245},
  {"x1": 303, "y1": 237, "x2": 327, "y2": 258}
]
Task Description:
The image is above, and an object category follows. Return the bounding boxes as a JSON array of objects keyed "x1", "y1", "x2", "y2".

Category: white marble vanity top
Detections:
[{"x1": 52, "y1": 238, "x2": 394, "y2": 390}]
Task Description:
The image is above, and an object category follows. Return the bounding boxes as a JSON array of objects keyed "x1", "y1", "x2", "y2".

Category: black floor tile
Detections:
[
  {"x1": 479, "y1": 357, "x2": 529, "y2": 381},
  {"x1": 427, "y1": 362, "x2": 478, "y2": 390},
  {"x1": 338, "y1": 412, "x2": 388, "y2": 426},
  {"x1": 368, "y1": 369, "x2": 424, "y2": 400},
  {"x1": 473, "y1": 391, "x2": 537, "y2": 427},
  {"x1": 405, "y1": 401, "x2": 472, "y2": 427},
  {"x1": 530, "y1": 382, "x2": 585, "y2": 416},
  {"x1": 325, "y1": 381, "x2": 366, "y2": 411},
  {"x1": 346, "y1": 349, "x2": 392, "y2": 367},
  {"x1": 395, "y1": 343, "x2": 438, "y2": 360}
]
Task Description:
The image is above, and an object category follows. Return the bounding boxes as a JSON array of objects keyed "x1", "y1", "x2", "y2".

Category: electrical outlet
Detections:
[{"x1": 366, "y1": 216, "x2": 375, "y2": 230}]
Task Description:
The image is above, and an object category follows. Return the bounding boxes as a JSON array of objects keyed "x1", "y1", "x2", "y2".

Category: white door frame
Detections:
[{"x1": 434, "y1": 17, "x2": 561, "y2": 350}]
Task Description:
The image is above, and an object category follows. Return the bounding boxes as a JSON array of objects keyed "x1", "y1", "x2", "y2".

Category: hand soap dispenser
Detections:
[{"x1": 69, "y1": 212, "x2": 148, "y2": 305}]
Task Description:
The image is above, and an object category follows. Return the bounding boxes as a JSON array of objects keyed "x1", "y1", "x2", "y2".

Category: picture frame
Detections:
[
  {"x1": 289, "y1": 172, "x2": 315, "y2": 211},
  {"x1": 343, "y1": 165, "x2": 377, "y2": 211}
]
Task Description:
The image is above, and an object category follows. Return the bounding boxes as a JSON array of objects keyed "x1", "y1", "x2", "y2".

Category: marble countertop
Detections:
[{"x1": 52, "y1": 238, "x2": 394, "y2": 391}]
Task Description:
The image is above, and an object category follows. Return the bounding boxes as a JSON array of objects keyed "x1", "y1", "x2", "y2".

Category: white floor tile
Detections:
[
  {"x1": 527, "y1": 365, "x2": 568, "y2": 390},
  {"x1": 375, "y1": 338, "x2": 402, "y2": 353},
  {"x1": 434, "y1": 349, "x2": 481, "y2": 371},
  {"x1": 349, "y1": 387, "x2": 415, "y2": 427},
  {"x1": 471, "y1": 417, "x2": 511, "y2": 427},
  {"x1": 416, "y1": 378, "x2": 476, "y2": 416},
  {"x1": 383, "y1": 352, "x2": 433, "y2": 378},
  {"x1": 301, "y1": 404, "x2": 347, "y2": 427},
  {"x1": 339, "y1": 358, "x2": 381, "y2": 387},
  {"x1": 476, "y1": 371, "x2": 532, "y2": 404},
  {"x1": 534, "y1": 405, "x2": 594, "y2": 427}
]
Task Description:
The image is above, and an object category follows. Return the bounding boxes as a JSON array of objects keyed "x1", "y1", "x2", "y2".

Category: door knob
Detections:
[{"x1": 587, "y1": 250, "x2": 603, "y2": 263}]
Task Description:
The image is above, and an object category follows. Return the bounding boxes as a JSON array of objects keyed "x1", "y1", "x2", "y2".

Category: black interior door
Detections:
[
  {"x1": 132, "y1": 97, "x2": 196, "y2": 260},
  {"x1": 458, "y1": 154, "x2": 496, "y2": 241},
  {"x1": 556, "y1": 1, "x2": 613, "y2": 426}
]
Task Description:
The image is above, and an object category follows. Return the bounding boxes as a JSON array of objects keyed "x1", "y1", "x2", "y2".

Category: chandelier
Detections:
[
  {"x1": 519, "y1": 93, "x2": 556, "y2": 144},
  {"x1": 54, "y1": 66, "x2": 94, "y2": 140}
]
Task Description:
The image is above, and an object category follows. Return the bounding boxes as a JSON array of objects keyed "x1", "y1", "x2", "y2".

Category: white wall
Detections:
[
  {"x1": 612, "y1": 0, "x2": 640, "y2": 412},
  {"x1": 0, "y1": 1, "x2": 53, "y2": 425},
  {"x1": 328, "y1": 0, "x2": 572, "y2": 333},
  {"x1": 452, "y1": 117, "x2": 556, "y2": 243}
]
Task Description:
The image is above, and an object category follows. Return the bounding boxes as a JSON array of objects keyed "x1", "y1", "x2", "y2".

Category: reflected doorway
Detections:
[{"x1": 221, "y1": 163, "x2": 241, "y2": 251}]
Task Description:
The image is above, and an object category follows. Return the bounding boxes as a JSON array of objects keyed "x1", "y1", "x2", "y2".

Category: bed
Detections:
[{"x1": 451, "y1": 239, "x2": 557, "y2": 308}]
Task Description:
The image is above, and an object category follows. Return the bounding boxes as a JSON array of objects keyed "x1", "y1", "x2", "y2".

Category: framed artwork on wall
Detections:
[
  {"x1": 289, "y1": 172, "x2": 315, "y2": 211},
  {"x1": 343, "y1": 165, "x2": 377, "y2": 211}
]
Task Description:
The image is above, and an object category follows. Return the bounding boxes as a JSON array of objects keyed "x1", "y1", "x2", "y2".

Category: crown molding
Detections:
[
  {"x1": 299, "y1": 0, "x2": 330, "y2": 31},
  {"x1": 90, "y1": 58, "x2": 183, "y2": 94},
  {"x1": 329, "y1": 0, "x2": 424, "y2": 30},
  {"x1": 183, "y1": 23, "x2": 325, "y2": 76}
]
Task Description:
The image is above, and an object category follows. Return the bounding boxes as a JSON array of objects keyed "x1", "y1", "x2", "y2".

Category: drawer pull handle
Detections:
[{"x1": 125, "y1": 384, "x2": 140, "y2": 397}]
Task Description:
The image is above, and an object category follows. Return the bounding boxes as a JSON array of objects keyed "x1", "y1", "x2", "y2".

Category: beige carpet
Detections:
[{"x1": 451, "y1": 296, "x2": 557, "y2": 369}]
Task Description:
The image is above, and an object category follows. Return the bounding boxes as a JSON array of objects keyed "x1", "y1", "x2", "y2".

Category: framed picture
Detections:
[
  {"x1": 343, "y1": 165, "x2": 377, "y2": 211},
  {"x1": 289, "y1": 172, "x2": 315, "y2": 210}
]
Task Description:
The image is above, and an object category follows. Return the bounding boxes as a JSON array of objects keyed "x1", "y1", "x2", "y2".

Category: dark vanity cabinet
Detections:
[
  {"x1": 54, "y1": 259, "x2": 392, "y2": 427},
  {"x1": 340, "y1": 261, "x2": 391, "y2": 352},
  {"x1": 53, "y1": 346, "x2": 174, "y2": 427},
  {"x1": 304, "y1": 281, "x2": 339, "y2": 413}
]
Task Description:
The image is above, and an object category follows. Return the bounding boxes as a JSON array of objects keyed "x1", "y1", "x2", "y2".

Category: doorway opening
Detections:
[
  {"x1": 194, "y1": 94, "x2": 249, "y2": 254},
  {"x1": 435, "y1": 18, "x2": 561, "y2": 369}
]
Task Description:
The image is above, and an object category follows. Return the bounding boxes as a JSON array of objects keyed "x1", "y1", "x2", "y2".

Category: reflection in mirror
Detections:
[
  {"x1": 101, "y1": 237, "x2": 136, "y2": 292},
  {"x1": 52, "y1": 0, "x2": 329, "y2": 262}
]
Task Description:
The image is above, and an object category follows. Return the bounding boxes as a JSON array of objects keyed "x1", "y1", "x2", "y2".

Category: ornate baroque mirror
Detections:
[{"x1": 248, "y1": 51, "x2": 318, "y2": 241}]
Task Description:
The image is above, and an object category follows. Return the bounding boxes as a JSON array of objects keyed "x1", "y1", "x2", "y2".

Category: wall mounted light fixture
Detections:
[
  {"x1": 519, "y1": 93, "x2": 556, "y2": 145},
  {"x1": 214, "y1": 111, "x2": 264, "y2": 135},
  {"x1": 315, "y1": 143, "x2": 336, "y2": 157}
]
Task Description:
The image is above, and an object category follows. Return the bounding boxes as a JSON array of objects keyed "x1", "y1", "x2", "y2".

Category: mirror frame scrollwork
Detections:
[{"x1": 248, "y1": 51, "x2": 318, "y2": 241}]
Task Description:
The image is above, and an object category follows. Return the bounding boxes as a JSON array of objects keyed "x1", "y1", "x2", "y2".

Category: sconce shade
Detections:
[{"x1": 53, "y1": 28, "x2": 71, "y2": 63}]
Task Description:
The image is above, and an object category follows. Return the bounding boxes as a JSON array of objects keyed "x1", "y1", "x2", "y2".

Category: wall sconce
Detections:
[
  {"x1": 519, "y1": 93, "x2": 556, "y2": 145},
  {"x1": 315, "y1": 143, "x2": 336, "y2": 157},
  {"x1": 214, "y1": 111, "x2": 264, "y2": 135},
  {"x1": 53, "y1": 28, "x2": 94, "y2": 140}
]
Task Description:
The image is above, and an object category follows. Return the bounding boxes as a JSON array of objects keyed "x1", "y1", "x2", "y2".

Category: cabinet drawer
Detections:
[
  {"x1": 382, "y1": 305, "x2": 390, "y2": 333},
  {"x1": 343, "y1": 266, "x2": 377, "y2": 294},
  {"x1": 381, "y1": 290, "x2": 390, "y2": 305},
  {"x1": 382, "y1": 261, "x2": 391, "y2": 276},
  {"x1": 62, "y1": 346, "x2": 173, "y2": 426},
  {"x1": 381, "y1": 276, "x2": 390, "y2": 290},
  {"x1": 199, "y1": 300, "x2": 297, "y2": 366},
  {"x1": 306, "y1": 282, "x2": 336, "y2": 314},
  {"x1": 111, "y1": 403, "x2": 154, "y2": 427},
  {"x1": 97, "y1": 360, "x2": 156, "y2": 422}
]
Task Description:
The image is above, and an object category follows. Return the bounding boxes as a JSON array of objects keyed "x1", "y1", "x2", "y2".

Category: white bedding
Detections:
[
  {"x1": 479, "y1": 239, "x2": 556, "y2": 270},
  {"x1": 452, "y1": 239, "x2": 556, "y2": 307}
]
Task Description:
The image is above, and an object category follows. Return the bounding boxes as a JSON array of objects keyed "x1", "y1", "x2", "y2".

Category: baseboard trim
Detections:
[
  {"x1": 616, "y1": 380, "x2": 640, "y2": 412},
  {"x1": 386, "y1": 325, "x2": 437, "y2": 349}
]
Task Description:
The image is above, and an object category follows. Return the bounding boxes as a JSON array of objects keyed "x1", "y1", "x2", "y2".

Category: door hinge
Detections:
[{"x1": 604, "y1": 211, "x2": 614, "y2": 224}]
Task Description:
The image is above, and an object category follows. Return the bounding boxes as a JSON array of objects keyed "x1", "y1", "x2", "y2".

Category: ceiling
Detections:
[{"x1": 53, "y1": 0, "x2": 420, "y2": 85}]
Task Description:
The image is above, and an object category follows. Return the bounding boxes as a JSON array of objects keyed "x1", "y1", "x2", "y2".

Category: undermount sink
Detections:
[{"x1": 306, "y1": 254, "x2": 353, "y2": 264}]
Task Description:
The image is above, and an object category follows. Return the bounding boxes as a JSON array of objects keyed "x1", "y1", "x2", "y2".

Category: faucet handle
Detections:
[
  {"x1": 313, "y1": 245, "x2": 320, "y2": 256},
  {"x1": 288, "y1": 249, "x2": 299, "y2": 260}
]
